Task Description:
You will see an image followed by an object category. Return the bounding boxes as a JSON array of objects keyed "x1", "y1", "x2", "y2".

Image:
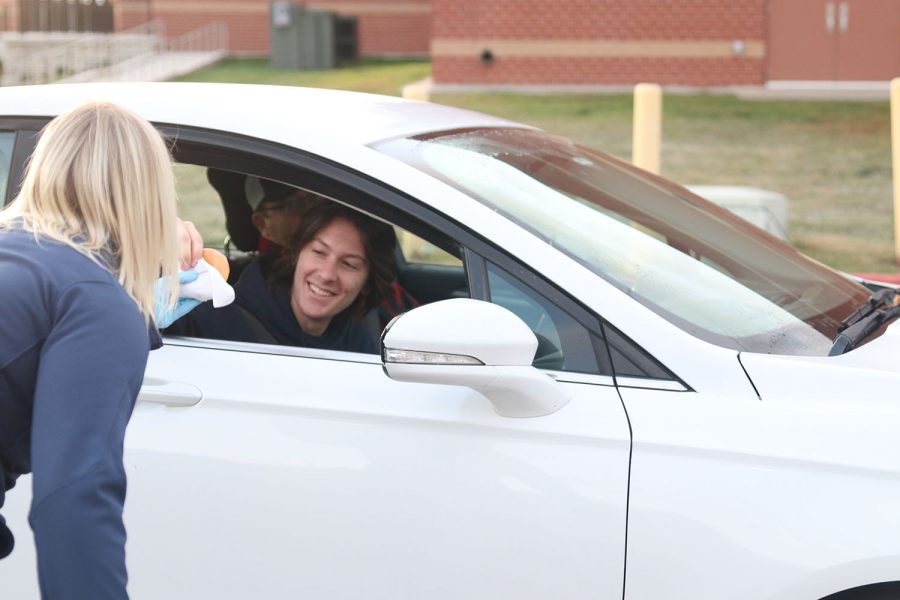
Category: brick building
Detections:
[
  {"x1": 2, "y1": 0, "x2": 896, "y2": 86},
  {"x1": 119, "y1": 0, "x2": 431, "y2": 56},
  {"x1": 2, "y1": 0, "x2": 432, "y2": 57},
  {"x1": 431, "y1": 0, "x2": 899, "y2": 87}
]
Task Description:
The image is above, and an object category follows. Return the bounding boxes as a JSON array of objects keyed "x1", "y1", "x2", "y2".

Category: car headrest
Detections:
[{"x1": 206, "y1": 168, "x2": 260, "y2": 252}]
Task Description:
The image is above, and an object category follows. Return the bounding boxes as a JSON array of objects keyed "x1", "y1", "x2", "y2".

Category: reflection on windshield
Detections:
[{"x1": 374, "y1": 128, "x2": 870, "y2": 356}]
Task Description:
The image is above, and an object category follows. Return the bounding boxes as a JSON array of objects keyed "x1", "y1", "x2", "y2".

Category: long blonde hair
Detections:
[{"x1": 0, "y1": 101, "x2": 180, "y2": 323}]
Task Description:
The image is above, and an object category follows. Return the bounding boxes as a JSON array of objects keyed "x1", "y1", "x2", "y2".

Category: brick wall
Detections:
[
  {"x1": 356, "y1": 12, "x2": 430, "y2": 56},
  {"x1": 7, "y1": 0, "x2": 769, "y2": 84},
  {"x1": 0, "y1": 0, "x2": 17, "y2": 31},
  {"x1": 114, "y1": 0, "x2": 430, "y2": 56},
  {"x1": 432, "y1": 0, "x2": 767, "y2": 86}
]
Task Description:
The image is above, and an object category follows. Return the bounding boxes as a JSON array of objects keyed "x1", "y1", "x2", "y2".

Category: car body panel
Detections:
[
  {"x1": 622, "y1": 383, "x2": 900, "y2": 600},
  {"x1": 623, "y1": 329, "x2": 900, "y2": 599}
]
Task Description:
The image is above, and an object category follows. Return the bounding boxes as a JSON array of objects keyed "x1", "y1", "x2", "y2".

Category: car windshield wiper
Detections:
[
  {"x1": 830, "y1": 289, "x2": 900, "y2": 355},
  {"x1": 837, "y1": 288, "x2": 899, "y2": 331}
]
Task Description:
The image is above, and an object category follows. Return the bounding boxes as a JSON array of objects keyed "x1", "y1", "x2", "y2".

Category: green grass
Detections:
[
  {"x1": 177, "y1": 58, "x2": 895, "y2": 273},
  {"x1": 436, "y1": 92, "x2": 893, "y2": 272},
  {"x1": 174, "y1": 57, "x2": 431, "y2": 97}
]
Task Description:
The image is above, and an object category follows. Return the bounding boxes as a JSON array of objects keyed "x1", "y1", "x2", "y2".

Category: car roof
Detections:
[{"x1": 0, "y1": 82, "x2": 528, "y2": 146}]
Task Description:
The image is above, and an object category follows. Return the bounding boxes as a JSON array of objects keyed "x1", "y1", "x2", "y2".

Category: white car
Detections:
[{"x1": 1, "y1": 83, "x2": 898, "y2": 600}]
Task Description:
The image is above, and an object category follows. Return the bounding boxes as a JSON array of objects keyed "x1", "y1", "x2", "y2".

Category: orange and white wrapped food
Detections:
[{"x1": 179, "y1": 248, "x2": 235, "y2": 308}]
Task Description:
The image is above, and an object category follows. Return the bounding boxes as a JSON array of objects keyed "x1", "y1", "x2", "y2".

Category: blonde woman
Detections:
[{"x1": 0, "y1": 101, "x2": 201, "y2": 598}]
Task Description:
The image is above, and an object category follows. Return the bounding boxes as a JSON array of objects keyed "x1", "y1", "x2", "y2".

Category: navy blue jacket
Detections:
[
  {"x1": 0, "y1": 228, "x2": 156, "y2": 599},
  {"x1": 167, "y1": 254, "x2": 377, "y2": 353}
]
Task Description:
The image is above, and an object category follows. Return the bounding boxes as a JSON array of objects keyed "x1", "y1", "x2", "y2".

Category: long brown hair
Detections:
[{"x1": 270, "y1": 202, "x2": 397, "y2": 318}]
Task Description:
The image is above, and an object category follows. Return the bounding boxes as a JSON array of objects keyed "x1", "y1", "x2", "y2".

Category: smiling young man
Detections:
[
  {"x1": 289, "y1": 217, "x2": 369, "y2": 336},
  {"x1": 166, "y1": 202, "x2": 397, "y2": 354}
]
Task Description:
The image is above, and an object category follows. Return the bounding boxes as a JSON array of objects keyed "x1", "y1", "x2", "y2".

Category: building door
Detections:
[
  {"x1": 833, "y1": 0, "x2": 900, "y2": 80},
  {"x1": 768, "y1": 0, "x2": 900, "y2": 81}
]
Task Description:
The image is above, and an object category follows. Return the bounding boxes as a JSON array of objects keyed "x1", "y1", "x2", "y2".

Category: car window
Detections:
[
  {"x1": 164, "y1": 150, "x2": 668, "y2": 380},
  {"x1": 396, "y1": 229, "x2": 462, "y2": 267},
  {"x1": 174, "y1": 163, "x2": 228, "y2": 246},
  {"x1": 602, "y1": 324, "x2": 676, "y2": 381},
  {"x1": 486, "y1": 261, "x2": 604, "y2": 374},
  {"x1": 162, "y1": 162, "x2": 468, "y2": 356},
  {"x1": 0, "y1": 131, "x2": 15, "y2": 203}
]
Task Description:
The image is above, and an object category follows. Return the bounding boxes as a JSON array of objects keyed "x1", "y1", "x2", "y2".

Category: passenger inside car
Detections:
[
  {"x1": 237, "y1": 172, "x2": 327, "y2": 252},
  {"x1": 165, "y1": 200, "x2": 397, "y2": 354},
  {"x1": 209, "y1": 170, "x2": 418, "y2": 327}
]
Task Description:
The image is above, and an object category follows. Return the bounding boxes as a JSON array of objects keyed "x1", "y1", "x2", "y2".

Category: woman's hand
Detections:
[{"x1": 177, "y1": 218, "x2": 203, "y2": 270}]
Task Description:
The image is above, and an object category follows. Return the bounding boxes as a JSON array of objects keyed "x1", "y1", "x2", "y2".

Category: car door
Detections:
[{"x1": 124, "y1": 335, "x2": 631, "y2": 600}]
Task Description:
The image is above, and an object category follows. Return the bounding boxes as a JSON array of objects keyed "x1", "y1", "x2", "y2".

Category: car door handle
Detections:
[{"x1": 139, "y1": 378, "x2": 203, "y2": 407}]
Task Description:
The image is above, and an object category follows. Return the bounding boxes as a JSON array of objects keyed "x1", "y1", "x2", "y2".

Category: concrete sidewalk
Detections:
[
  {"x1": 735, "y1": 81, "x2": 892, "y2": 101},
  {"x1": 425, "y1": 80, "x2": 893, "y2": 101}
]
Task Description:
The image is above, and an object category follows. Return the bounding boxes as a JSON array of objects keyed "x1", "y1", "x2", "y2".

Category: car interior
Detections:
[{"x1": 167, "y1": 163, "x2": 470, "y2": 352}]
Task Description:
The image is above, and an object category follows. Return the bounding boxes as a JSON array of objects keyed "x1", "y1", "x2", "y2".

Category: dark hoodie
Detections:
[
  {"x1": 166, "y1": 254, "x2": 377, "y2": 354},
  {"x1": 0, "y1": 228, "x2": 156, "y2": 599}
]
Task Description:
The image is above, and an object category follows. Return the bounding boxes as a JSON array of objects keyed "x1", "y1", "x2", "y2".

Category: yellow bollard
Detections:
[
  {"x1": 892, "y1": 78, "x2": 900, "y2": 264},
  {"x1": 632, "y1": 83, "x2": 662, "y2": 175}
]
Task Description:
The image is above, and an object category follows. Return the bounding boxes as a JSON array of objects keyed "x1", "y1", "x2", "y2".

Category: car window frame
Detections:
[
  {"x1": 160, "y1": 125, "x2": 688, "y2": 390},
  {"x1": 0, "y1": 118, "x2": 684, "y2": 389}
]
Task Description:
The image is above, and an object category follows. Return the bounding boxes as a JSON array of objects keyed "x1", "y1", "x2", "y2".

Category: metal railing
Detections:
[
  {"x1": 0, "y1": 20, "x2": 228, "y2": 86},
  {"x1": 111, "y1": 21, "x2": 228, "y2": 82},
  {"x1": 169, "y1": 21, "x2": 228, "y2": 54}
]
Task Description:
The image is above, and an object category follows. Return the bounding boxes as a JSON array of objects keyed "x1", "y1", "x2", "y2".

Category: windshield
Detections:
[{"x1": 374, "y1": 127, "x2": 872, "y2": 356}]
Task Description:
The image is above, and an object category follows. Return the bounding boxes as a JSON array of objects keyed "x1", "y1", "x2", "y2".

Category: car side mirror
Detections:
[{"x1": 381, "y1": 299, "x2": 569, "y2": 417}]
